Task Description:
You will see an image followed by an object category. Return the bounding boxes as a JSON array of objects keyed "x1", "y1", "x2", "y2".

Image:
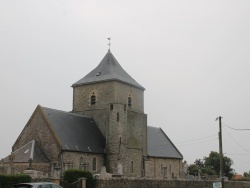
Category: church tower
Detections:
[{"x1": 72, "y1": 49, "x2": 147, "y2": 177}]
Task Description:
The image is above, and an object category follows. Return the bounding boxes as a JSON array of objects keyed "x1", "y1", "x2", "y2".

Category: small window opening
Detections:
[
  {"x1": 130, "y1": 161, "x2": 134, "y2": 173},
  {"x1": 92, "y1": 157, "x2": 96, "y2": 171},
  {"x1": 117, "y1": 113, "x2": 119, "y2": 122},
  {"x1": 124, "y1": 105, "x2": 126, "y2": 111},
  {"x1": 128, "y1": 97, "x2": 132, "y2": 107},
  {"x1": 110, "y1": 104, "x2": 113, "y2": 110},
  {"x1": 79, "y1": 156, "x2": 84, "y2": 170},
  {"x1": 96, "y1": 72, "x2": 101, "y2": 76},
  {"x1": 91, "y1": 94, "x2": 96, "y2": 105},
  {"x1": 119, "y1": 137, "x2": 121, "y2": 153}
]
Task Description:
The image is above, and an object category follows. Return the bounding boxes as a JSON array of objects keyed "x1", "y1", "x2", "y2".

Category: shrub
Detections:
[
  {"x1": 0, "y1": 174, "x2": 31, "y2": 188},
  {"x1": 62, "y1": 169, "x2": 94, "y2": 188}
]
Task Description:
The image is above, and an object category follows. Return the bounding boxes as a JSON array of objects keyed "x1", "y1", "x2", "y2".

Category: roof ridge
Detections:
[{"x1": 41, "y1": 106, "x2": 92, "y2": 118}]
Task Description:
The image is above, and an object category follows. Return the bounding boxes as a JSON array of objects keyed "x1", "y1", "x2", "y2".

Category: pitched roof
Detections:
[
  {"x1": 3, "y1": 140, "x2": 49, "y2": 163},
  {"x1": 72, "y1": 50, "x2": 145, "y2": 90},
  {"x1": 147, "y1": 126, "x2": 183, "y2": 159},
  {"x1": 41, "y1": 107, "x2": 105, "y2": 154}
]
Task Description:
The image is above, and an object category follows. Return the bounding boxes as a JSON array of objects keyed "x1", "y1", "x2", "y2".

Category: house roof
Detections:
[
  {"x1": 3, "y1": 140, "x2": 49, "y2": 163},
  {"x1": 41, "y1": 107, "x2": 105, "y2": 154},
  {"x1": 72, "y1": 50, "x2": 145, "y2": 90},
  {"x1": 147, "y1": 126, "x2": 183, "y2": 159}
]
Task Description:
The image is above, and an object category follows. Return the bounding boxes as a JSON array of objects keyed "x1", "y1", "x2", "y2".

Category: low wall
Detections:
[{"x1": 95, "y1": 179, "x2": 250, "y2": 188}]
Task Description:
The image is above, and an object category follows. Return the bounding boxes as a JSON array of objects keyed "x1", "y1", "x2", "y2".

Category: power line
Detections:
[
  {"x1": 223, "y1": 126, "x2": 250, "y2": 153},
  {"x1": 174, "y1": 134, "x2": 217, "y2": 144},
  {"x1": 224, "y1": 153, "x2": 250, "y2": 156},
  {"x1": 176, "y1": 138, "x2": 217, "y2": 147},
  {"x1": 147, "y1": 134, "x2": 217, "y2": 149},
  {"x1": 223, "y1": 123, "x2": 250, "y2": 131},
  {"x1": 223, "y1": 146, "x2": 250, "y2": 172}
]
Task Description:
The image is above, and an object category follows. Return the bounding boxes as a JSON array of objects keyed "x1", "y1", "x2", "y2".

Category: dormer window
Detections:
[
  {"x1": 96, "y1": 72, "x2": 101, "y2": 76},
  {"x1": 128, "y1": 96, "x2": 132, "y2": 107},
  {"x1": 91, "y1": 93, "x2": 96, "y2": 105}
]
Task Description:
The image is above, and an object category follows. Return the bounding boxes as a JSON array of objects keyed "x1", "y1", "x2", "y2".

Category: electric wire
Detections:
[
  {"x1": 147, "y1": 134, "x2": 217, "y2": 149},
  {"x1": 223, "y1": 126, "x2": 250, "y2": 153},
  {"x1": 223, "y1": 123, "x2": 250, "y2": 131},
  {"x1": 176, "y1": 138, "x2": 217, "y2": 147},
  {"x1": 174, "y1": 134, "x2": 217, "y2": 144},
  {"x1": 223, "y1": 146, "x2": 250, "y2": 173},
  {"x1": 224, "y1": 153, "x2": 250, "y2": 156}
]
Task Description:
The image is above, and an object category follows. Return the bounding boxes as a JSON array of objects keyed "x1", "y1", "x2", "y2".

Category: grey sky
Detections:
[{"x1": 1, "y1": 0, "x2": 250, "y2": 174}]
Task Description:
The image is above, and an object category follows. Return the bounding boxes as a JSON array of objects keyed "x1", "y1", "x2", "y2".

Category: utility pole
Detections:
[{"x1": 217, "y1": 116, "x2": 224, "y2": 188}]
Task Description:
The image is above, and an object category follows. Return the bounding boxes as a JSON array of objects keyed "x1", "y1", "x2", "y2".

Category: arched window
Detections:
[
  {"x1": 128, "y1": 96, "x2": 132, "y2": 107},
  {"x1": 92, "y1": 157, "x2": 97, "y2": 171},
  {"x1": 79, "y1": 156, "x2": 84, "y2": 170},
  {"x1": 91, "y1": 93, "x2": 96, "y2": 105},
  {"x1": 130, "y1": 161, "x2": 134, "y2": 173}
]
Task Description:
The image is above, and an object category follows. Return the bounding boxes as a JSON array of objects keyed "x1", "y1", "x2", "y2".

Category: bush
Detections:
[
  {"x1": 62, "y1": 169, "x2": 94, "y2": 188},
  {"x1": 0, "y1": 174, "x2": 31, "y2": 188}
]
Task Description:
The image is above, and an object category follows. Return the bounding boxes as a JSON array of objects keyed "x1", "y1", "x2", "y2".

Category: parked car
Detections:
[{"x1": 11, "y1": 182, "x2": 62, "y2": 188}]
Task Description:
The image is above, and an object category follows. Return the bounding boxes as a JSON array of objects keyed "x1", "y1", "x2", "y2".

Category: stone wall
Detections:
[
  {"x1": 127, "y1": 111, "x2": 147, "y2": 156},
  {"x1": 114, "y1": 81, "x2": 144, "y2": 113},
  {"x1": 62, "y1": 151, "x2": 104, "y2": 174},
  {"x1": 78, "y1": 108, "x2": 108, "y2": 138},
  {"x1": 0, "y1": 163, "x2": 49, "y2": 175},
  {"x1": 145, "y1": 157, "x2": 182, "y2": 179},
  {"x1": 95, "y1": 179, "x2": 250, "y2": 188},
  {"x1": 73, "y1": 81, "x2": 144, "y2": 113},
  {"x1": 73, "y1": 82, "x2": 115, "y2": 112},
  {"x1": 12, "y1": 107, "x2": 60, "y2": 162},
  {"x1": 126, "y1": 111, "x2": 147, "y2": 178},
  {"x1": 105, "y1": 103, "x2": 129, "y2": 175}
]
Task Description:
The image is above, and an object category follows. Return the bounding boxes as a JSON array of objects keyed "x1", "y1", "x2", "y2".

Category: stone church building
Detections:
[{"x1": 2, "y1": 50, "x2": 183, "y2": 179}]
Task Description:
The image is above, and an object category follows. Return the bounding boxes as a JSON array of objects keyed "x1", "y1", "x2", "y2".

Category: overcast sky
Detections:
[{"x1": 1, "y1": 0, "x2": 250, "y2": 175}]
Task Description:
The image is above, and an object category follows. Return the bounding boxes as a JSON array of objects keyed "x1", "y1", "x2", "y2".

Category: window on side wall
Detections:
[
  {"x1": 92, "y1": 157, "x2": 97, "y2": 171},
  {"x1": 130, "y1": 161, "x2": 134, "y2": 173},
  {"x1": 79, "y1": 156, "x2": 84, "y2": 170},
  {"x1": 128, "y1": 96, "x2": 132, "y2": 107},
  {"x1": 91, "y1": 93, "x2": 96, "y2": 105}
]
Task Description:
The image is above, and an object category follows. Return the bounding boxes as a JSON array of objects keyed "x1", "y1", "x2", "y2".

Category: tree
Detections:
[
  {"x1": 243, "y1": 172, "x2": 250, "y2": 178},
  {"x1": 188, "y1": 158, "x2": 217, "y2": 176},
  {"x1": 204, "y1": 151, "x2": 234, "y2": 179},
  {"x1": 188, "y1": 151, "x2": 234, "y2": 179},
  {"x1": 194, "y1": 159, "x2": 204, "y2": 169},
  {"x1": 188, "y1": 164, "x2": 199, "y2": 176}
]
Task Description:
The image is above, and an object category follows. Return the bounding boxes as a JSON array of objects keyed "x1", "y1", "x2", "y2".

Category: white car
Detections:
[{"x1": 11, "y1": 182, "x2": 62, "y2": 188}]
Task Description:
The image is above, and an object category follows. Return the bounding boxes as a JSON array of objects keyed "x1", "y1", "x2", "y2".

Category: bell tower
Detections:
[{"x1": 72, "y1": 50, "x2": 147, "y2": 177}]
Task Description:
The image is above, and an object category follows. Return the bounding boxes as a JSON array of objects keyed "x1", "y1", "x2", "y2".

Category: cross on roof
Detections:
[{"x1": 107, "y1": 38, "x2": 111, "y2": 51}]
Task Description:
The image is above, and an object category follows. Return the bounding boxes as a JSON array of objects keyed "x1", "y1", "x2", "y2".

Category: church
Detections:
[{"x1": 2, "y1": 49, "x2": 183, "y2": 179}]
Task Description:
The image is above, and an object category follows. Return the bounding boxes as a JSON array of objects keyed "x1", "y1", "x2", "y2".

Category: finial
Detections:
[{"x1": 107, "y1": 38, "x2": 111, "y2": 52}]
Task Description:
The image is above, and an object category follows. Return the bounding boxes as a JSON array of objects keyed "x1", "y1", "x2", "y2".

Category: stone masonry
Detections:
[
  {"x1": 72, "y1": 80, "x2": 147, "y2": 177},
  {"x1": 12, "y1": 107, "x2": 61, "y2": 162}
]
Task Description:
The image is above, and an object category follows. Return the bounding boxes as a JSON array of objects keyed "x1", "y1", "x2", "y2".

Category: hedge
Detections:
[
  {"x1": 0, "y1": 174, "x2": 31, "y2": 188},
  {"x1": 62, "y1": 169, "x2": 94, "y2": 188}
]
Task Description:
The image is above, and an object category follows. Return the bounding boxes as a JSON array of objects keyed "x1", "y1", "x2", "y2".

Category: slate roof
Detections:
[
  {"x1": 147, "y1": 126, "x2": 183, "y2": 159},
  {"x1": 41, "y1": 107, "x2": 105, "y2": 153},
  {"x1": 3, "y1": 140, "x2": 49, "y2": 163},
  {"x1": 72, "y1": 50, "x2": 145, "y2": 90}
]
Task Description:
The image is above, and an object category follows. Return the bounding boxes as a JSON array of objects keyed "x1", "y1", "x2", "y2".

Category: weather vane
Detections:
[{"x1": 107, "y1": 38, "x2": 111, "y2": 51}]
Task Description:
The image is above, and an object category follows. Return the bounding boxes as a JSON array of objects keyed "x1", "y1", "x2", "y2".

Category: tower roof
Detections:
[{"x1": 72, "y1": 50, "x2": 145, "y2": 90}]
